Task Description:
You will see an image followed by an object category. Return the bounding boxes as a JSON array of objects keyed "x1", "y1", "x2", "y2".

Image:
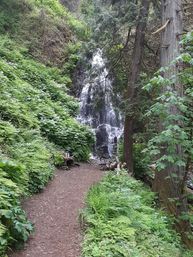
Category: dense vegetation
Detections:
[
  {"x1": 81, "y1": 171, "x2": 193, "y2": 257},
  {"x1": 0, "y1": 0, "x2": 192, "y2": 256},
  {"x1": 0, "y1": 0, "x2": 93, "y2": 255},
  {"x1": 80, "y1": 0, "x2": 193, "y2": 249}
]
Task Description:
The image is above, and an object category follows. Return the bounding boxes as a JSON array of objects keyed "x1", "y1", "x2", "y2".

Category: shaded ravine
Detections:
[{"x1": 9, "y1": 164, "x2": 103, "y2": 257}]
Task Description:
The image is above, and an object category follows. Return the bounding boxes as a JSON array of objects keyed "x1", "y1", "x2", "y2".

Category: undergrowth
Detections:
[
  {"x1": 0, "y1": 36, "x2": 93, "y2": 255},
  {"x1": 0, "y1": 0, "x2": 89, "y2": 66},
  {"x1": 81, "y1": 171, "x2": 193, "y2": 257},
  {"x1": 0, "y1": 0, "x2": 93, "y2": 255}
]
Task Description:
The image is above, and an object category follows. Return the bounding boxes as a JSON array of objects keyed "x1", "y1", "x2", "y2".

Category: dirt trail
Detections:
[{"x1": 9, "y1": 164, "x2": 103, "y2": 257}]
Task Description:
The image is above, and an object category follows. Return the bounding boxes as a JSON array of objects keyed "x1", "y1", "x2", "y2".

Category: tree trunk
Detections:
[
  {"x1": 153, "y1": 0, "x2": 193, "y2": 249},
  {"x1": 124, "y1": 0, "x2": 149, "y2": 173}
]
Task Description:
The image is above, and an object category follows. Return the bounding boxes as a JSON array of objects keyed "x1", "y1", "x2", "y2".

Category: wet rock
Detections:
[{"x1": 76, "y1": 49, "x2": 123, "y2": 159}]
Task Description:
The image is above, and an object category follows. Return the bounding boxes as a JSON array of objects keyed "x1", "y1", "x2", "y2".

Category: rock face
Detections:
[
  {"x1": 60, "y1": 0, "x2": 80, "y2": 11},
  {"x1": 77, "y1": 49, "x2": 123, "y2": 159}
]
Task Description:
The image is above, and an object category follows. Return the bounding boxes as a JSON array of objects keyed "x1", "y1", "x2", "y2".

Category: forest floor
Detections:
[{"x1": 9, "y1": 164, "x2": 103, "y2": 257}]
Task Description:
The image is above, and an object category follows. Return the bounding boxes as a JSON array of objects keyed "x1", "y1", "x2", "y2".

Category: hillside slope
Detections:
[
  {"x1": 0, "y1": 0, "x2": 92, "y2": 255},
  {"x1": 60, "y1": 0, "x2": 81, "y2": 12}
]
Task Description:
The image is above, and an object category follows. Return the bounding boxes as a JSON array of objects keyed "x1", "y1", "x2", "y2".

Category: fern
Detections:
[{"x1": 82, "y1": 172, "x2": 193, "y2": 257}]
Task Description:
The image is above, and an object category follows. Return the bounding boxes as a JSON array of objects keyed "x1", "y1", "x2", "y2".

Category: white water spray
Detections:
[{"x1": 77, "y1": 49, "x2": 123, "y2": 159}]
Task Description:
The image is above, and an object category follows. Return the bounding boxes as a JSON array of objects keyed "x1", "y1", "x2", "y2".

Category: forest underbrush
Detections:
[{"x1": 81, "y1": 171, "x2": 193, "y2": 257}]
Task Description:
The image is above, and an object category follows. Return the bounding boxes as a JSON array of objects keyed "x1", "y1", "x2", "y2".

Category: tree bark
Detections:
[
  {"x1": 153, "y1": 0, "x2": 193, "y2": 249},
  {"x1": 124, "y1": 0, "x2": 149, "y2": 173}
]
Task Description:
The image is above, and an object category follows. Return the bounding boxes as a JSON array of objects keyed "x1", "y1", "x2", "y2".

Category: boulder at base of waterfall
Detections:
[
  {"x1": 96, "y1": 124, "x2": 110, "y2": 159},
  {"x1": 100, "y1": 161, "x2": 127, "y2": 171}
]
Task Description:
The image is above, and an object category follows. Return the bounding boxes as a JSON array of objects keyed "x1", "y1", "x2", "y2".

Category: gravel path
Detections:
[{"x1": 9, "y1": 164, "x2": 103, "y2": 257}]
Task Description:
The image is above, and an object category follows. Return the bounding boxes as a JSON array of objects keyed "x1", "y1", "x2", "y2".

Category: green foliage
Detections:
[
  {"x1": 0, "y1": 223, "x2": 7, "y2": 256},
  {"x1": 0, "y1": 160, "x2": 27, "y2": 194},
  {"x1": 141, "y1": 32, "x2": 193, "y2": 238},
  {"x1": 132, "y1": 143, "x2": 151, "y2": 179},
  {"x1": 81, "y1": 172, "x2": 193, "y2": 257},
  {"x1": 51, "y1": 150, "x2": 64, "y2": 167},
  {"x1": 0, "y1": 29, "x2": 93, "y2": 257},
  {"x1": 0, "y1": 160, "x2": 33, "y2": 254},
  {"x1": 0, "y1": 36, "x2": 93, "y2": 163},
  {"x1": 142, "y1": 31, "x2": 193, "y2": 172},
  {"x1": 0, "y1": 1, "x2": 94, "y2": 254},
  {"x1": 63, "y1": 42, "x2": 82, "y2": 76},
  {"x1": 0, "y1": 0, "x2": 25, "y2": 34},
  {"x1": 118, "y1": 140, "x2": 150, "y2": 179},
  {"x1": 33, "y1": 0, "x2": 88, "y2": 39},
  {"x1": 9, "y1": 132, "x2": 55, "y2": 193},
  {"x1": 0, "y1": 0, "x2": 88, "y2": 66}
]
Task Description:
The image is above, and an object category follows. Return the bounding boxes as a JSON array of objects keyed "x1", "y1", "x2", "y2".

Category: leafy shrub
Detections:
[
  {"x1": 0, "y1": 36, "x2": 94, "y2": 162},
  {"x1": 0, "y1": 160, "x2": 28, "y2": 194},
  {"x1": 0, "y1": 0, "x2": 88, "y2": 66},
  {"x1": 118, "y1": 140, "x2": 150, "y2": 179},
  {"x1": 0, "y1": 1, "x2": 94, "y2": 255},
  {"x1": 51, "y1": 150, "x2": 64, "y2": 167},
  {"x1": 8, "y1": 131, "x2": 55, "y2": 193},
  {"x1": 0, "y1": 27, "x2": 93, "y2": 257},
  {"x1": 81, "y1": 171, "x2": 193, "y2": 257},
  {"x1": 33, "y1": 0, "x2": 89, "y2": 39},
  {"x1": 0, "y1": 223, "x2": 8, "y2": 257},
  {"x1": 142, "y1": 32, "x2": 193, "y2": 174},
  {"x1": 0, "y1": 2, "x2": 94, "y2": 254},
  {"x1": 132, "y1": 143, "x2": 151, "y2": 179},
  {"x1": 0, "y1": 161, "x2": 33, "y2": 254}
]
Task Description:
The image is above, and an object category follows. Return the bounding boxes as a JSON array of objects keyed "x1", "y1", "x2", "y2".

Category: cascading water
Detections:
[{"x1": 77, "y1": 49, "x2": 123, "y2": 159}]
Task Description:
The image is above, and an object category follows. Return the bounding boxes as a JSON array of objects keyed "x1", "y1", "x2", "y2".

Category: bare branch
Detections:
[{"x1": 152, "y1": 19, "x2": 170, "y2": 35}]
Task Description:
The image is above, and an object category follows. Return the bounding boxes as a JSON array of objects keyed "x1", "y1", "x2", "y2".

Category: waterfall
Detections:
[{"x1": 77, "y1": 49, "x2": 123, "y2": 159}]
